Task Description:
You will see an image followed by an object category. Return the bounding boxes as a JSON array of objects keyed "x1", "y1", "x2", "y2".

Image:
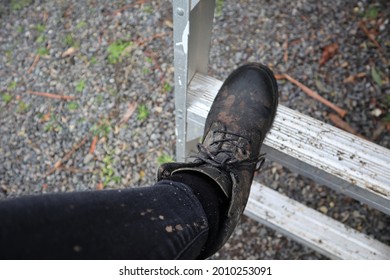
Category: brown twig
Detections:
[
  {"x1": 328, "y1": 113, "x2": 366, "y2": 140},
  {"x1": 283, "y1": 38, "x2": 288, "y2": 63},
  {"x1": 25, "y1": 90, "x2": 76, "y2": 100},
  {"x1": 358, "y1": 21, "x2": 383, "y2": 53},
  {"x1": 89, "y1": 135, "x2": 98, "y2": 155},
  {"x1": 343, "y1": 72, "x2": 366, "y2": 84},
  {"x1": 28, "y1": 54, "x2": 40, "y2": 73},
  {"x1": 137, "y1": 32, "x2": 169, "y2": 47},
  {"x1": 110, "y1": 0, "x2": 147, "y2": 16},
  {"x1": 319, "y1": 42, "x2": 339, "y2": 67},
  {"x1": 276, "y1": 73, "x2": 347, "y2": 118},
  {"x1": 117, "y1": 102, "x2": 138, "y2": 127},
  {"x1": 45, "y1": 135, "x2": 89, "y2": 176},
  {"x1": 96, "y1": 182, "x2": 104, "y2": 190},
  {"x1": 59, "y1": 167, "x2": 97, "y2": 174}
]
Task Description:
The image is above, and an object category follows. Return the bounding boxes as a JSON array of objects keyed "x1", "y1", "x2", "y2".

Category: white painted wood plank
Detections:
[
  {"x1": 187, "y1": 72, "x2": 390, "y2": 214},
  {"x1": 245, "y1": 182, "x2": 390, "y2": 259}
]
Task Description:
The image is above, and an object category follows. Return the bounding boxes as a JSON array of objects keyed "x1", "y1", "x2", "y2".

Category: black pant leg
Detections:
[{"x1": 0, "y1": 180, "x2": 209, "y2": 259}]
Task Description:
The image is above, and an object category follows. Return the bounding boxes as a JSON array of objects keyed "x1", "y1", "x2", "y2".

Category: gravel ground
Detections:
[{"x1": 0, "y1": 0, "x2": 389, "y2": 259}]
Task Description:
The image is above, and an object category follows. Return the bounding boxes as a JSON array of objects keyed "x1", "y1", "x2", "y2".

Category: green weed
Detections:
[
  {"x1": 364, "y1": 6, "x2": 379, "y2": 20},
  {"x1": 37, "y1": 47, "x2": 49, "y2": 56},
  {"x1": 44, "y1": 115, "x2": 62, "y2": 132},
  {"x1": 10, "y1": 0, "x2": 32, "y2": 11},
  {"x1": 107, "y1": 40, "x2": 133, "y2": 64},
  {"x1": 95, "y1": 94, "x2": 104, "y2": 105},
  {"x1": 75, "y1": 80, "x2": 86, "y2": 93},
  {"x1": 76, "y1": 117, "x2": 86, "y2": 125},
  {"x1": 91, "y1": 119, "x2": 112, "y2": 138},
  {"x1": 67, "y1": 101, "x2": 79, "y2": 111},
  {"x1": 35, "y1": 23, "x2": 46, "y2": 33},
  {"x1": 145, "y1": 57, "x2": 153, "y2": 64},
  {"x1": 36, "y1": 34, "x2": 46, "y2": 44},
  {"x1": 89, "y1": 56, "x2": 97, "y2": 65},
  {"x1": 108, "y1": 87, "x2": 118, "y2": 96},
  {"x1": 157, "y1": 154, "x2": 174, "y2": 165},
  {"x1": 17, "y1": 100, "x2": 28, "y2": 113},
  {"x1": 216, "y1": 0, "x2": 224, "y2": 17},
  {"x1": 76, "y1": 21, "x2": 87, "y2": 29},
  {"x1": 143, "y1": 4, "x2": 153, "y2": 14},
  {"x1": 137, "y1": 104, "x2": 149, "y2": 121},
  {"x1": 163, "y1": 82, "x2": 172, "y2": 93},
  {"x1": 8, "y1": 81, "x2": 17, "y2": 91},
  {"x1": 65, "y1": 34, "x2": 74, "y2": 46},
  {"x1": 101, "y1": 154, "x2": 121, "y2": 186},
  {"x1": 5, "y1": 50, "x2": 13, "y2": 63},
  {"x1": 1, "y1": 93, "x2": 12, "y2": 104}
]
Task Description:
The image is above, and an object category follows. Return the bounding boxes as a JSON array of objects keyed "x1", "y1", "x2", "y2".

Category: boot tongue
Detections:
[{"x1": 214, "y1": 152, "x2": 231, "y2": 164}]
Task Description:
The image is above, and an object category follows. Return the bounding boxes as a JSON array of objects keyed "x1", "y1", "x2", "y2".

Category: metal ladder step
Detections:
[
  {"x1": 186, "y1": 72, "x2": 390, "y2": 259},
  {"x1": 245, "y1": 182, "x2": 390, "y2": 259},
  {"x1": 187, "y1": 73, "x2": 390, "y2": 215}
]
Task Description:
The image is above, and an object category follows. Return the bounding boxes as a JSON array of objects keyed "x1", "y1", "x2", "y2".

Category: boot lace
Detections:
[{"x1": 191, "y1": 129, "x2": 265, "y2": 173}]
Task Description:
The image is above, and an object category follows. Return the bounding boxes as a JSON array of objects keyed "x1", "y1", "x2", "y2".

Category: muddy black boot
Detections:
[{"x1": 157, "y1": 63, "x2": 279, "y2": 258}]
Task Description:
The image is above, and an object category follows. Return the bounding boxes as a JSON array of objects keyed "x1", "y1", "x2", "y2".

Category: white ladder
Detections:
[{"x1": 172, "y1": 0, "x2": 390, "y2": 259}]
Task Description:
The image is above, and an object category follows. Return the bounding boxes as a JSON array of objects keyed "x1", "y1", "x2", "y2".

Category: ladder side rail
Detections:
[
  {"x1": 173, "y1": 0, "x2": 190, "y2": 162},
  {"x1": 173, "y1": 0, "x2": 215, "y2": 162}
]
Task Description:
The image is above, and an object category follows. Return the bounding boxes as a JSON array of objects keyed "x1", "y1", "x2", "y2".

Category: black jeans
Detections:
[{"x1": 0, "y1": 180, "x2": 210, "y2": 259}]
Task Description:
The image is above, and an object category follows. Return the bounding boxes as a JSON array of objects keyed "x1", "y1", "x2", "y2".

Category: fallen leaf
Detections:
[
  {"x1": 343, "y1": 72, "x2": 366, "y2": 83},
  {"x1": 139, "y1": 170, "x2": 145, "y2": 179},
  {"x1": 274, "y1": 73, "x2": 286, "y2": 80},
  {"x1": 40, "y1": 112, "x2": 51, "y2": 123},
  {"x1": 42, "y1": 10, "x2": 49, "y2": 23},
  {"x1": 118, "y1": 102, "x2": 137, "y2": 126},
  {"x1": 319, "y1": 42, "x2": 339, "y2": 66},
  {"x1": 96, "y1": 182, "x2": 104, "y2": 190},
  {"x1": 315, "y1": 76, "x2": 330, "y2": 93},
  {"x1": 61, "y1": 47, "x2": 78, "y2": 58},
  {"x1": 371, "y1": 66, "x2": 382, "y2": 86},
  {"x1": 54, "y1": 160, "x2": 62, "y2": 169},
  {"x1": 63, "y1": 4, "x2": 73, "y2": 18},
  {"x1": 358, "y1": 21, "x2": 383, "y2": 52},
  {"x1": 164, "y1": 20, "x2": 173, "y2": 29}
]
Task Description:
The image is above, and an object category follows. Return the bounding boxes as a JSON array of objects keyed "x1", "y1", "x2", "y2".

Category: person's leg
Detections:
[
  {"x1": 0, "y1": 179, "x2": 213, "y2": 260},
  {"x1": 0, "y1": 62, "x2": 278, "y2": 260}
]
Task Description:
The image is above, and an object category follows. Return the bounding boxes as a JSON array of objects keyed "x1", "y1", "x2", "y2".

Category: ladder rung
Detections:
[
  {"x1": 245, "y1": 181, "x2": 390, "y2": 259},
  {"x1": 187, "y1": 72, "x2": 390, "y2": 215}
]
